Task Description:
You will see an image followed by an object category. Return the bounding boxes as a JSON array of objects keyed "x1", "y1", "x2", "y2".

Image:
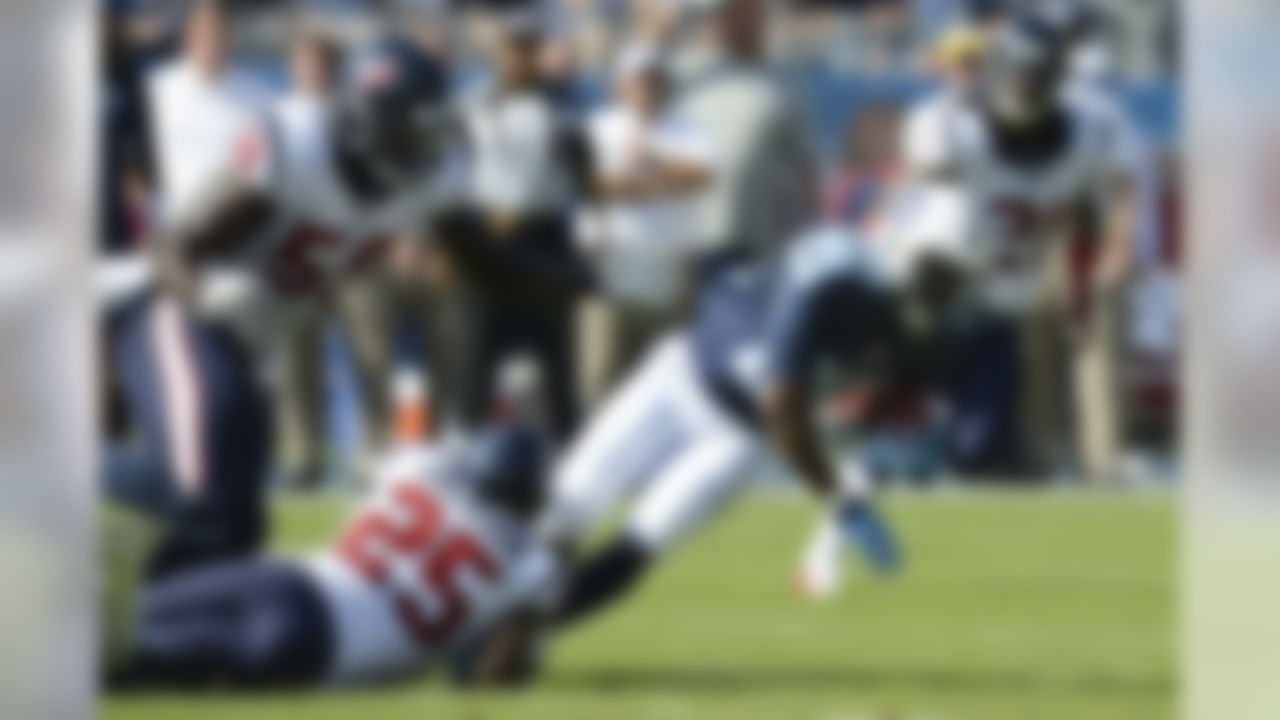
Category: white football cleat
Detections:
[{"x1": 794, "y1": 513, "x2": 845, "y2": 600}]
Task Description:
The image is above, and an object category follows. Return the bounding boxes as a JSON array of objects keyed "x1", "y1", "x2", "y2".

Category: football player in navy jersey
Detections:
[
  {"x1": 537, "y1": 213, "x2": 977, "y2": 624},
  {"x1": 797, "y1": 11, "x2": 1145, "y2": 597}
]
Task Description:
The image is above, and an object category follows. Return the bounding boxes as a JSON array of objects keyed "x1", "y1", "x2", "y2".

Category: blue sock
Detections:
[{"x1": 838, "y1": 501, "x2": 903, "y2": 575}]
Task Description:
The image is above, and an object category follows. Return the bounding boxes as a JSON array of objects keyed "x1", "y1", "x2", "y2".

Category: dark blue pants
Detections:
[
  {"x1": 460, "y1": 294, "x2": 578, "y2": 440},
  {"x1": 123, "y1": 559, "x2": 333, "y2": 689},
  {"x1": 457, "y1": 215, "x2": 581, "y2": 442},
  {"x1": 110, "y1": 296, "x2": 270, "y2": 578},
  {"x1": 935, "y1": 314, "x2": 1024, "y2": 475}
]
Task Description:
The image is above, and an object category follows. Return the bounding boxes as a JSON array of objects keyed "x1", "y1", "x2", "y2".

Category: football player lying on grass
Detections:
[{"x1": 105, "y1": 425, "x2": 558, "y2": 690}]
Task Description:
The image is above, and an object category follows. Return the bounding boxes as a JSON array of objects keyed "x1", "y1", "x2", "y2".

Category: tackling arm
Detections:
[{"x1": 150, "y1": 174, "x2": 275, "y2": 299}]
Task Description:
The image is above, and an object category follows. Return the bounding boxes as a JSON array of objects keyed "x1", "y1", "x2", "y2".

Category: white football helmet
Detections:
[{"x1": 879, "y1": 187, "x2": 975, "y2": 288}]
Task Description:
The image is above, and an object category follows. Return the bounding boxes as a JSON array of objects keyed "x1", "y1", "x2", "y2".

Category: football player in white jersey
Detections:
[
  {"x1": 797, "y1": 12, "x2": 1145, "y2": 597},
  {"x1": 903, "y1": 13, "x2": 1141, "y2": 317},
  {"x1": 903, "y1": 11, "x2": 1141, "y2": 482},
  {"x1": 110, "y1": 424, "x2": 559, "y2": 689},
  {"x1": 104, "y1": 35, "x2": 463, "y2": 579}
]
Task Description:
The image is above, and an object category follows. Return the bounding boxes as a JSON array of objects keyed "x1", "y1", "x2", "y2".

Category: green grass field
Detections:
[{"x1": 105, "y1": 490, "x2": 1176, "y2": 720}]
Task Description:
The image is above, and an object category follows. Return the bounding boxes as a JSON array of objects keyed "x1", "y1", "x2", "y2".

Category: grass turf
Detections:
[{"x1": 105, "y1": 489, "x2": 1175, "y2": 720}]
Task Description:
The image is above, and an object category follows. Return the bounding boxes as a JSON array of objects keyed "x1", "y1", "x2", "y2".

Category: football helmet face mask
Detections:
[
  {"x1": 335, "y1": 35, "x2": 452, "y2": 194},
  {"x1": 982, "y1": 16, "x2": 1068, "y2": 127}
]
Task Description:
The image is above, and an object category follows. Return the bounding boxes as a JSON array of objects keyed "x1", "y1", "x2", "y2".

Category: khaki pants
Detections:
[
  {"x1": 275, "y1": 274, "x2": 395, "y2": 483},
  {"x1": 275, "y1": 314, "x2": 326, "y2": 482},
  {"x1": 1021, "y1": 275, "x2": 1128, "y2": 484},
  {"x1": 275, "y1": 241, "x2": 472, "y2": 484},
  {"x1": 1073, "y1": 285, "x2": 1127, "y2": 483}
]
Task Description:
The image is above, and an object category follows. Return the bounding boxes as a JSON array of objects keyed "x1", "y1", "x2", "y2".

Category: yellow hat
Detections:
[{"x1": 933, "y1": 24, "x2": 987, "y2": 66}]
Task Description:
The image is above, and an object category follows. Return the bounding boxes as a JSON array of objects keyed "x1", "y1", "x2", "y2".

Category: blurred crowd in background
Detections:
[{"x1": 100, "y1": 0, "x2": 1181, "y2": 489}]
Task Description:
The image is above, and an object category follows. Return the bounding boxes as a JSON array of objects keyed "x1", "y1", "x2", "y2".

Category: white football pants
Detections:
[{"x1": 546, "y1": 334, "x2": 762, "y2": 554}]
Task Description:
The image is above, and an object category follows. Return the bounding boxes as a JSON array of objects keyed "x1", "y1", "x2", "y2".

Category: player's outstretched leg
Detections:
[
  {"x1": 556, "y1": 415, "x2": 757, "y2": 626},
  {"x1": 111, "y1": 559, "x2": 333, "y2": 690}
]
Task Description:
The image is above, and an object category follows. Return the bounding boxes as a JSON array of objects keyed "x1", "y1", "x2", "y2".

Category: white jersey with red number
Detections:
[
  {"x1": 194, "y1": 95, "x2": 464, "y2": 352},
  {"x1": 303, "y1": 446, "x2": 557, "y2": 685},
  {"x1": 903, "y1": 93, "x2": 1141, "y2": 314}
]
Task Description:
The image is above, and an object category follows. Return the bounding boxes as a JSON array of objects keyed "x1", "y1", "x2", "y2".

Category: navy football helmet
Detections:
[
  {"x1": 462, "y1": 423, "x2": 550, "y2": 519},
  {"x1": 335, "y1": 34, "x2": 452, "y2": 196},
  {"x1": 982, "y1": 14, "x2": 1069, "y2": 126}
]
